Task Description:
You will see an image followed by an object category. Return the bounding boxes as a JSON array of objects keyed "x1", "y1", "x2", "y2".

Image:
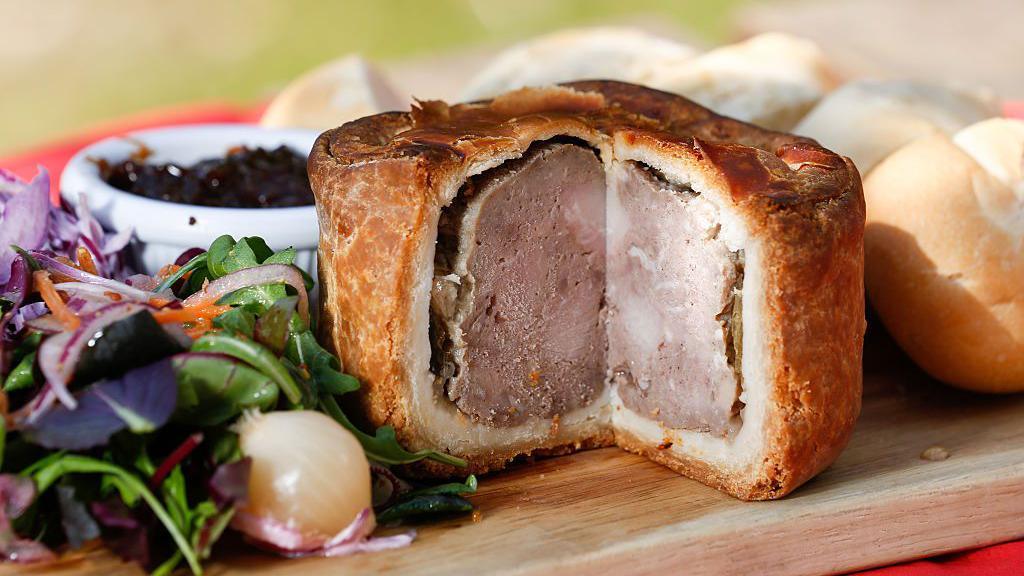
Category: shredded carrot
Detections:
[
  {"x1": 183, "y1": 317, "x2": 216, "y2": 339},
  {"x1": 33, "y1": 270, "x2": 81, "y2": 330},
  {"x1": 148, "y1": 296, "x2": 174, "y2": 308},
  {"x1": 76, "y1": 247, "x2": 99, "y2": 275},
  {"x1": 158, "y1": 264, "x2": 181, "y2": 281},
  {"x1": 151, "y1": 301, "x2": 230, "y2": 327}
]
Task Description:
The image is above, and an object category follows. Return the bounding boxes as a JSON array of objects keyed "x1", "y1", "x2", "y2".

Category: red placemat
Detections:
[{"x1": 1, "y1": 101, "x2": 1022, "y2": 576}]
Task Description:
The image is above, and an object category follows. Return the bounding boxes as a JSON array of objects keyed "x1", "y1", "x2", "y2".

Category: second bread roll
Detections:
[{"x1": 864, "y1": 118, "x2": 1024, "y2": 392}]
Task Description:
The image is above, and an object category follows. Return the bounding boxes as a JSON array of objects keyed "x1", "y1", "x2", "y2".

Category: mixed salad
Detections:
[{"x1": 0, "y1": 168, "x2": 475, "y2": 574}]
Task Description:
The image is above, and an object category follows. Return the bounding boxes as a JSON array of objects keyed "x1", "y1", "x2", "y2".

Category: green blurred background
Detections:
[{"x1": 0, "y1": 0, "x2": 750, "y2": 155}]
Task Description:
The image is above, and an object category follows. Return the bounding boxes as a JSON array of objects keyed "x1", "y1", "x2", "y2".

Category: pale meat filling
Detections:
[
  {"x1": 431, "y1": 144, "x2": 743, "y2": 434},
  {"x1": 608, "y1": 162, "x2": 743, "y2": 436}
]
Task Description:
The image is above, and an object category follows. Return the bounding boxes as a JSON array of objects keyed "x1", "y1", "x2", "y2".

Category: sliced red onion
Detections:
[
  {"x1": 46, "y1": 208, "x2": 81, "y2": 253},
  {"x1": 65, "y1": 295, "x2": 113, "y2": 317},
  {"x1": 322, "y1": 529, "x2": 415, "y2": 557},
  {"x1": 1, "y1": 257, "x2": 30, "y2": 350},
  {"x1": 371, "y1": 464, "x2": 412, "y2": 510},
  {"x1": 231, "y1": 508, "x2": 413, "y2": 558},
  {"x1": 208, "y1": 457, "x2": 251, "y2": 507},
  {"x1": 123, "y1": 274, "x2": 159, "y2": 292},
  {"x1": 6, "y1": 302, "x2": 48, "y2": 336},
  {"x1": 31, "y1": 332, "x2": 75, "y2": 411},
  {"x1": 52, "y1": 281, "x2": 165, "y2": 304},
  {"x1": 27, "y1": 302, "x2": 150, "y2": 419},
  {"x1": 24, "y1": 315, "x2": 65, "y2": 335},
  {"x1": 101, "y1": 227, "x2": 134, "y2": 258},
  {"x1": 71, "y1": 194, "x2": 133, "y2": 278},
  {"x1": 31, "y1": 252, "x2": 157, "y2": 303},
  {"x1": 184, "y1": 264, "x2": 308, "y2": 323},
  {"x1": 0, "y1": 170, "x2": 131, "y2": 285}
]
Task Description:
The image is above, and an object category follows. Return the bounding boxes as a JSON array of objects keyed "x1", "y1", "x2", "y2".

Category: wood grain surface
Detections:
[{"x1": 11, "y1": 347, "x2": 1024, "y2": 576}]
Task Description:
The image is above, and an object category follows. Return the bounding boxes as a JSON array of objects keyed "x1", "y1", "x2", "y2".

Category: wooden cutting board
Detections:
[{"x1": 16, "y1": 346, "x2": 1024, "y2": 576}]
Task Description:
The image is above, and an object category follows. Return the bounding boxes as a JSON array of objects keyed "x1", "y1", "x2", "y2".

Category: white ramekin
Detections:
[{"x1": 59, "y1": 124, "x2": 321, "y2": 276}]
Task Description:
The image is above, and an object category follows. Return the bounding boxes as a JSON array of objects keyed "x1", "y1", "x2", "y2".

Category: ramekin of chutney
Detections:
[{"x1": 60, "y1": 125, "x2": 320, "y2": 275}]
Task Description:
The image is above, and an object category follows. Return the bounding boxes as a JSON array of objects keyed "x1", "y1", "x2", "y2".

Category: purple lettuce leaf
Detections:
[
  {"x1": 90, "y1": 498, "x2": 142, "y2": 530},
  {"x1": 0, "y1": 168, "x2": 49, "y2": 286},
  {"x1": 0, "y1": 474, "x2": 55, "y2": 564},
  {"x1": 24, "y1": 358, "x2": 178, "y2": 450},
  {"x1": 90, "y1": 498, "x2": 150, "y2": 567},
  {"x1": 57, "y1": 484, "x2": 101, "y2": 549}
]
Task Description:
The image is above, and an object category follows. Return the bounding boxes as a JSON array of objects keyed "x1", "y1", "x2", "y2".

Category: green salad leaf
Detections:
[
  {"x1": 376, "y1": 494, "x2": 475, "y2": 524},
  {"x1": 211, "y1": 307, "x2": 257, "y2": 339},
  {"x1": 73, "y1": 311, "x2": 186, "y2": 386},
  {"x1": 191, "y1": 333, "x2": 305, "y2": 407},
  {"x1": 403, "y1": 474, "x2": 478, "y2": 499},
  {"x1": 153, "y1": 252, "x2": 208, "y2": 294},
  {"x1": 319, "y1": 395, "x2": 465, "y2": 467},
  {"x1": 3, "y1": 332, "x2": 40, "y2": 392},
  {"x1": 172, "y1": 354, "x2": 279, "y2": 426},
  {"x1": 207, "y1": 236, "x2": 306, "y2": 309},
  {"x1": 254, "y1": 296, "x2": 296, "y2": 355},
  {"x1": 376, "y1": 475, "x2": 477, "y2": 523}
]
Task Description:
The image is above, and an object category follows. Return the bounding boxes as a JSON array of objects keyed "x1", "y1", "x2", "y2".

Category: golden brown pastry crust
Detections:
[{"x1": 309, "y1": 81, "x2": 864, "y2": 499}]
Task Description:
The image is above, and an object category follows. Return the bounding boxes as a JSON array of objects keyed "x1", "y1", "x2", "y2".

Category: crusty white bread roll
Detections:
[
  {"x1": 261, "y1": 54, "x2": 405, "y2": 130},
  {"x1": 462, "y1": 30, "x2": 832, "y2": 131},
  {"x1": 795, "y1": 80, "x2": 1000, "y2": 175},
  {"x1": 864, "y1": 118, "x2": 1024, "y2": 393},
  {"x1": 309, "y1": 82, "x2": 864, "y2": 499},
  {"x1": 647, "y1": 32, "x2": 836, "y2": 131},
  {"x1": 460, "y1": 27, "x2": 697, "y2": 102}
]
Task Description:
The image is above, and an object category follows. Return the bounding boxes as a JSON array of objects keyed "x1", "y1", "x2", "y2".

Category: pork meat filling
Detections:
[
  {"x1": 431, "y1": 146, "x2": 744, "y2": 434},
  {"x1": 608, "y1": 162, "x2": 743, "y2": 436},
  {"x1": 434, "y1": 143, "x2": 607, "y2": 427}
]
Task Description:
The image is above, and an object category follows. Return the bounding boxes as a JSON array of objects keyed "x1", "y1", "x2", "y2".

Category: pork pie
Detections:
[{"x1": 308, "y1": 81, "x2": 865, "y2": 500}]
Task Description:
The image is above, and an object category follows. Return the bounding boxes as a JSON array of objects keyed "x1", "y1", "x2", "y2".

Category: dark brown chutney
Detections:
[{"x1": 98, "y1": 145, "x2": 313, "y2": 208}]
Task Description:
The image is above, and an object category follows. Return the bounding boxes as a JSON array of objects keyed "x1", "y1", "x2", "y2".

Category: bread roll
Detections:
[
  {"x1": 460, "y1": 27, "x2": 697, "y2": 101},
  {"x1": 308, "y1": 82, "x2": 864, "y2": 500},
  {"x1": 795, "y1": 80, "x2": 1000, "y2": 175},
  {"x1": 864, "y1": 118, "x2": 1024, "y2": 392},
  {"x1": 261, "y1": 55, "x2": 404, "y2": 130},
  {"x1": 648, "y1": 33, "x2": 836, "y2": 131},
  {"x1": 462, "y1": 30, "x2": 831, "y2": 131}
]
